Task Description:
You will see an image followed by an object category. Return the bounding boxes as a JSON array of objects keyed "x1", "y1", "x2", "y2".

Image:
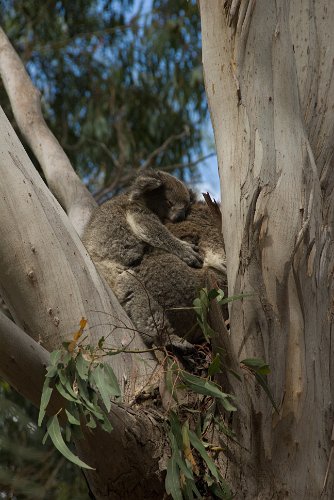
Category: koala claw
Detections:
[{"x1": 180, "y1": 241, "x2": 203, "y2": 268}]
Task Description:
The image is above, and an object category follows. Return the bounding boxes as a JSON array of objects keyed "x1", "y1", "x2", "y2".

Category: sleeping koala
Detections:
[
  {"x1": 83, "y1": 169, "x2": 203, "y2": 288},
  {"x1": 114, "y1": 202, "x2": 227, "y2": 348}
]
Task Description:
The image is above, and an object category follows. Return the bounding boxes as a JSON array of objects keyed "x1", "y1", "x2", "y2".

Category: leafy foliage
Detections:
[
  {"x1": 38, "y1": 318, "x2": 120, "y2": 469},
  {"x1": 164, "y1": 287, "x2": 278, "y2": 499},
  {"x1": 0, "y1": 380, "x2": 88, "y2": 499}
]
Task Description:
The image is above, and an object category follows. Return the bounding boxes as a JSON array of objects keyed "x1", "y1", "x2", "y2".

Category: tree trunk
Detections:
[{"x1": 200, "y1": 1, "x2": 334, "y2": 498}]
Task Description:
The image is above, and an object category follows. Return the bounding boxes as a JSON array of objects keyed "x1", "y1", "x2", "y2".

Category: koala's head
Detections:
[{"x1": 129, "y1": 170, "x2": 195, "y2": 222}]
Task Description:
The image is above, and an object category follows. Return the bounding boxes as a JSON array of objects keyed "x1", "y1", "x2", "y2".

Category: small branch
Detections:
[
  {"x1": 141, "y1": 128, "x2": 190, "y2": 170},
  {"x1": 0, "y1": 312, "x2": 63, "y2": 413},
  {"x1": 94, "y1": 153, "x2": 216, "y2": 203},
  {"x1": 0, "y1": 28, "x2": 96, "y2": 236}
]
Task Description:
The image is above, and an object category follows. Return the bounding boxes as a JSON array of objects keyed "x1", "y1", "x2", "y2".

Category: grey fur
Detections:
[
  {"x1": 82, "y1": 170, "x2": 202, "y2": 288},
  {"x1": 83, "y1": 171, "x2": 226, "y2": 348},
  {"x1": 114, "y1": 203, "x2": 227, "y2": 347}
]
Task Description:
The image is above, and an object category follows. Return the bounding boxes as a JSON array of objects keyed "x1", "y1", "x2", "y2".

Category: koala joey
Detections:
[
  {"x1": 114, "y1": 202, "x2": 227, "y2": 348},
  {"x1": 83, "y1": 169, "x2": 202, "y2": 289}
]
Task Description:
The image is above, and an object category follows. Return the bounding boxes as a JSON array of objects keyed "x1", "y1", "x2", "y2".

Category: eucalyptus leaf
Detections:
[
  {"x1": 188, "y1": 431, "x2": 219, "y2": 482},
  {"x1": 86, "y1": 414, "x2": 97, "y2": 429},
  {"x1": 45, "y1": 365, "x2": 58, "y2": 378},
  {"x1": 165, "y1": 455, "x2": 182, "y2": 500},
  {"x1": 241, "y1": 358, "x2": 270, "y2": 373},
  {"x1": 169, "y1": 412, "x2": 183, "y2": 449},
  {"x1": 38, "y1": 378, "x2": 53, "y2": 427},
  {"x1": 65, "y1": 409, "x2": 81, "y2": 426},
  {"x1": 91, "y1": 364, "x2": 112, "y2": 412},
  {"x1": 55, "y1": 382, "x2": 78, "y2": 403},
  {"x1": 180, "y1": 372, "x2": 236, "y2": 411},
  {"x1": 103, "y1": 364, "x2": 121, "y2": 398},
  {"x1": 208, "y1": 354, "x2": 222, "y2": 377},
  {"x1": 58, "y1": 369, "x2": 77, "y2": 399},
  {"x1": 47, "y1": 415, "x2": 94, "y2": 470},
  {"x1": 76, "y1": 352, "x2": 90, "y2": 380},
  {"x1": 49, "y1": 349, "x2": 62, "y2": 366}
]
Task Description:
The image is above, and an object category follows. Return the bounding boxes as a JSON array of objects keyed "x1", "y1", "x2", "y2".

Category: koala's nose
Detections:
[{"x1": 171, "y1": 207, "x2": 186, "y2": 222}]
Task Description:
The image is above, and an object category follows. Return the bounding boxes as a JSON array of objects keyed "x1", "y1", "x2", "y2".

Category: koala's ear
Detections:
[{"x1": 130, "y1": 171, "x2": 163, "y2": 200}]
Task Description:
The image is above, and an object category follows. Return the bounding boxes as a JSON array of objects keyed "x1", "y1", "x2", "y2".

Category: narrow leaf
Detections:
[
  {"x1": 180, "y1": 372, "x2": 236, "y2": 411},
  {"x1": 91, "y1": 364, "x2": 112, "y2": 412},
  {"x1": 55, "y1": 382, "x2": 78, "y2": 403},
  {"x1": 76, "y1": 352, "x2": 90, "y2": 380},
  {"x1": 169, "y1": 411, "x2": 183, "y2": 449},
  {"x1": 188, "y1": 431, "x2": 219, "y2": 482},
  {"x1": 254, "y1": 372, "x2": 279, "y2": 414},
  {"x1": 50, "y1": 350, "x2": 62, "y2": 366},
  {"x1": 38, "y1": 378, "x2": 53, "y2": 427},
  {"x1": 208, "y1": 354, "x2": 222, "y2": 377},
  {"x1": 47, "y1": 415, "x2": 94, "y2": 469},
  {"x1": 103, "y1": 364, "x2": 121, "y2": 398},
  {"x1": 165, "y1": 455, "x2": 182, "y2": 500},
  {"x1": 220, "y1": 292, "x2": 253, "y2": 304},
  {"x1": 65, "y1": 409, "x2": 81, "y2": 426}
]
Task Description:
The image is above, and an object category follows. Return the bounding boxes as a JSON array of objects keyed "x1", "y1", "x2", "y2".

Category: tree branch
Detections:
[
  {"x1": 0, "y1": 27, "x2": 96, "y2": 236},
  {"x1": 0, "y1": 106, "x2": 158, "y2": 399}
]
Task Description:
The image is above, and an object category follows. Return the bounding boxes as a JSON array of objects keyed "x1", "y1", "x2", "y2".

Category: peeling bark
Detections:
[{"x1": 200, "y1": 1, "x2": 334, "y2": 497}]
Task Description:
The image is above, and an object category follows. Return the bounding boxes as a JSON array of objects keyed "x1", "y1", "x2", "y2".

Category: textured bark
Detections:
[
  {"x1": 0, "y1": 105, "x2": 167, "y2": 498},
  {"x1": 0, "y1": 28, "x2": 96, "y2": 236},
  {"x1": 200, "y1": 1, "x2": 334, "y2": 498},
  {"x1": 0, "y1": 106, "x2": 158, "y2": 393},
  {"x1": 0, "y1": 312, "x2": 166, "y2": 499}
]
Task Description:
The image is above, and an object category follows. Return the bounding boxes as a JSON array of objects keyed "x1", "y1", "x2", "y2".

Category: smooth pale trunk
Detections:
[{"x1": 200, "y1": 1, "x2": 334, "y2": 498}]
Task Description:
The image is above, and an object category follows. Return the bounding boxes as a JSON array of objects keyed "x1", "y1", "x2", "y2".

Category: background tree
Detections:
[{"x1": 0, "y1": 0, "x2": 207, "y2": 197}]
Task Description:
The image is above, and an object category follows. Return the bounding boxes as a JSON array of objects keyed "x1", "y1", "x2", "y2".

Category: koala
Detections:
[
  {"x1": 83, "y1": 170, "x2": 203, "y2": 288},
  {"x1": 114, "y1": 202, "x2": 227, "y2": 348}
]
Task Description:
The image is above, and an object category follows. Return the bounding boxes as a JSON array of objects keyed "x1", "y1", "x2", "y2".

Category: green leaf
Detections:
[
  {"x1": 209, "y1": 481, "x2": 233, "y2": 500},
  {"x1": 100, "y1": 410, "x2": 113, "y2": 433},
  {"x1": 65, "y1": 423, "x2": 72, "y2": 442},
  {"x1": 214, "y1": 289, "x2": 226, "y2": 303},
  {"x1": 45, "y1": 365, "x2": 58, "y2": 378},
  {"x1": 208, "y1": 354, "x2": 222, "y2": 377},
  {"x1": 58, "y1": 369, "x2": 78, "y2": 398},
  {"x1": 165, "y1": 455, "x2": 182, "y2": 500},
  {"x1": 220, "y1": 292, "x2": 253, "y2": 305},
  {"x1": 60, "y1": 351, "x2": 72, "y2": 367},
  {"x1": 103, "y1": 364, "x2": 121, "y2": 398},
  {"x1": 169, "y1": 411, "x2": 183, "y2": 449},
  {"x1": 179, "y1": 372, "x2": 236, "y2": 412},
  {"x1": 47, "y1": 415, "x2": 94, "y2": 470},
  {"x1": 55, "y1": 382, "x2": 78, "y2": 403},
  {"x1": 241, "y1": 358, "x2": 270, "y2": 374},
  {"x1": 188, "y1": 431, "x2": 219, "y2": 482},
  {"x1": 254, "y1": 372, "x2": 279, "y2": 414},
  {"x1": 86, "y1": 414, "x2": 96, "y2": 429},
  {"x1": 65, "y1": 409, "x2": 81, "y2": 426},
  {"x1": 91, "y1": 364, "x2": 116, "y2": 412},
  {"x1": 50, "y1": 350, "x2": 62, "y2": 366},
  {"x1": 208, "y1": 288, "x2": 219, "y2": 301},
  {"x1": 38, "y1": 378, "x2": 53, "y2": 427},
  {"x1": 75, "y1": 352, "x2": 90, "y2": 380},
  {"x1": 76, "y1": 378, "x2": 103, "y2": 418}
]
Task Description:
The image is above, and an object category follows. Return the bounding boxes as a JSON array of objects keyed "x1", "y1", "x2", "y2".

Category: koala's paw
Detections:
[{"x1": 179, "y1": 240, "x2": 203, "y2": 268}]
